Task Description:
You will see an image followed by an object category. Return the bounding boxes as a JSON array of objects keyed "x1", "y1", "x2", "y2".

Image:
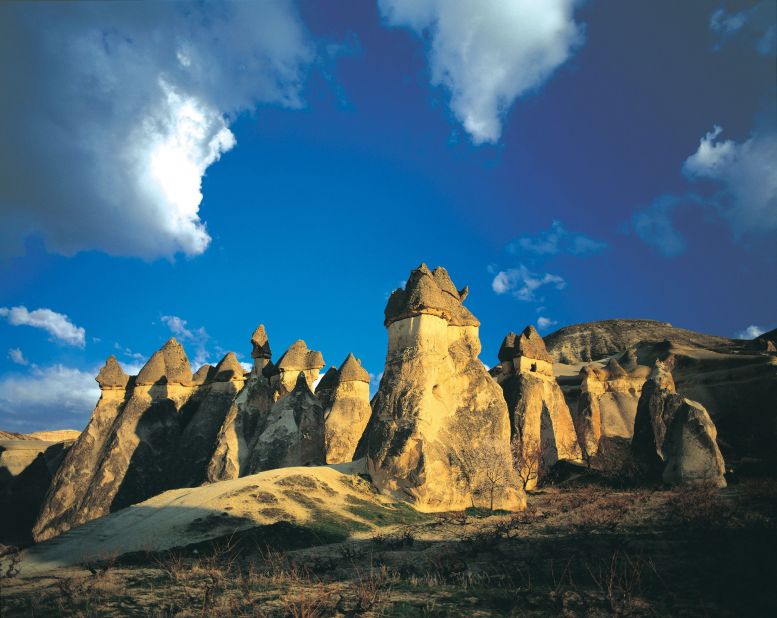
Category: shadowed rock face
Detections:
[
  {"x1": 632, "y1": 360, "x2": 726, "y2": 486},
  {"x1": 359, "y1": 264, "x2": 525, "y2": 512},
  {"x1": 492, "y1": 326, "x2": 581, "y2": 489},
  {"x1": 319, "y1": 354, "x2": 371, "y2": 464},
  {"x1": 32, "y1": 339, "x2": 238, "y2": 542},
  {"x1": 246, "y1": 373, "x2": 325, "y2": 473}
]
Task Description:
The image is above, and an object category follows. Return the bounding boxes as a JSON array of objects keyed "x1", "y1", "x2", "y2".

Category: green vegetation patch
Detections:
[{"x1": 344, "y1": 496, "x2": 429, "y2": 526}]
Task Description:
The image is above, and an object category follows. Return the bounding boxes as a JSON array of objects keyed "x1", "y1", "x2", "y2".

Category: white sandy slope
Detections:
[{"x1": 18, "y1": 460, "x2": 411, "y2": 576}]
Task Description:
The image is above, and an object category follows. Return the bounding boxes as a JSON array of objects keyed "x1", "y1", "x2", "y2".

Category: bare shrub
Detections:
[{"x1": 664, "y1": 485, "x2": 735, "y2": 529}]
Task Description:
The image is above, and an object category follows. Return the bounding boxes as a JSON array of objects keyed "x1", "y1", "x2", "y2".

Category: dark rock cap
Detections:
[
  {"x1": 214, "y1": 352, "x2": 246, "y2": 382},
  {"x1": 315, "y1": 366, "x2": 338, "y2": 394},
  {"x1": 384, "y1": 263, "x2": 479, "y2": 327},
  {"x1": 251, "y1": 325, "x2": 272, "y2": 359},
  {"x1": 136, "y1": 338, "x2": 193, "y2": 385},
  {"x1": 96, "y1": 355, "x2": 129, "y2": 389},
  {"x1": 276, "y1": 340, "x2": 325, "y2": 371},
  {"x1": 337, "y1": 353, "x2": 370, "y2": 383},
  {"x1": 498, "y1": 326, "x2": 553, "y2": 364}
]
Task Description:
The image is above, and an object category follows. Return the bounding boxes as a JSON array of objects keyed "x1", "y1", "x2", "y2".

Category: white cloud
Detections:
[
  {"x1": 0, "y1": 2, "x2": 314, "y2": 259},
  {"x1": 8, "y1": 348, "x2": 28, "y2": 366},
  {"x1": 682, "y1": 125, "x2": 777, "y2": 236},
  {"x1": 379, "y1": 0, "x2": 583, "y2": 144},
  {"x1": 160, "y1": 315, "x2": 210, "y2": 367},
  {"x1": 0, "y1": 306, "x2": 86, "y2": 347},
  {"x1": 492, "y1": 265, "x2": 565, "y2": 301},
  {"x1": 0, "y1": 364, "x2": 100, "y2": 431},
  {"x1": 508, "y1": 220, "x2": 606, "y2": 256},
  {"x1": 631, "y1": 194, "x2": 690, "y2": 257},
  {"x1": 537, "y1": 316, "x2": 558, "y2": 330},
  {"x1": 736, "y1": 325, "x2": 765, "y2": 339}
]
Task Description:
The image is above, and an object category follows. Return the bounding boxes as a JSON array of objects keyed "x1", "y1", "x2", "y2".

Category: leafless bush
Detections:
[{"x1": 664, "y1": 485, "x2": 735, "y2": 528}]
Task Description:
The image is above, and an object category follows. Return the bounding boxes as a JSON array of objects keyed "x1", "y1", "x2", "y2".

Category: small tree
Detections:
[{"x1": 511, "y1": 434, "x2": 544, "y2": 491}]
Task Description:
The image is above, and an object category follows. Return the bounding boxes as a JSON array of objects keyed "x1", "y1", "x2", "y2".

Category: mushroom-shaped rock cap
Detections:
[
  {"x1": 605, "y1": 357, "x2": 628, "y2": 379},
  {"x1": 498, "y1": 326, "x2": 553, "y2": 364},
  {"x1": 315, "y1": 366, "x2": 338, "y2": 395},
  {"x1": 384, "y1": 263, "x2": 479, "y2": 327},
  {"x1": 136, "y1": 338, "x2": 192, "y2": 385},
  {"x1": 214, "y1": 352, "x2": 246, "y2": 382},
  {"x1": 96, "y1": 355, "x2": 129, "y2": 389},
  {"x1": 251, "y1": 324, "x2": 272, "y2": 359},
  {"x1": 276, "y1": 340, "x2": 325, "y2": 371},
  {"x1": 337, "y1": 353, "x2": 370, "y2": 383},
  {"x1": 192, "y1": 364, "x2": 215, "y2": 385}
]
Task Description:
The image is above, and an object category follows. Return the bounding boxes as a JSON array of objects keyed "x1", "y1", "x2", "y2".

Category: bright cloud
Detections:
[
  {"x1": 0, "y1": 306, "x2": 86, "y2": 348},
  {"x1": 682, "y1": 125, "x2": 777, "y2": 236},
  {"x1": 736, "y1": 325, "x2": 765, "y2": 339},
  {"x1": 0, "y1": 2, "x2": 314, "y2": 259},
  {"x1": 8, "y1": 348, "x2": 28, "y2": 366},
  {"x1": 492, "y1": 265, "x2": 566, "y2": 302},
  {"x1": 509, "y1": 220, "x2": 606, "y2": 256},
  {"x1": 0, "y1": 364, "x2": 100, "y2": 431},
  {"x1": 537, "y1": 316, "x2": 558, "y2": 330},
  {"x1": 378, "y1": 0, "x2": 583, "y2": 144}
]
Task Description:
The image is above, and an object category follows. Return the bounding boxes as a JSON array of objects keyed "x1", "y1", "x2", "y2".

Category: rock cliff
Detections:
[
  {"x1": 358, "y1": 264, "x2": 525, "y2": 512},
  {"x1": 491, "y1": 326, "x2": 581, "y2": 488}
]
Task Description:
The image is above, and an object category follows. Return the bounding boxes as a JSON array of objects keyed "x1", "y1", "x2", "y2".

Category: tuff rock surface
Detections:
[
  {"x1": 318, "y1": 354, "x2": 371, "y2": 464},
  {"x1": 492, "y1": 326, "x2": 581, "y2": 489},
  {"x1": 631, "y1": 360, "x2": 726, "y2": 486},
  {"x1": 358, "y1": 264, "x2": 525, "y2": 512}
]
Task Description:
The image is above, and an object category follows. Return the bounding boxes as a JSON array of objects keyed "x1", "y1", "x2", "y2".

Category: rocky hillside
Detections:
[{"x1": 544, "y1": 319, "x2": 740, "y2": 364}]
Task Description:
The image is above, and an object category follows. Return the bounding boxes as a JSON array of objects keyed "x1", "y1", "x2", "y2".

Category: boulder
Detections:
[
  {"x1": 358, "y1": 264, "x2": 524, "y2": 512},
  {"x1": 631, "y1": 360, "x2": 726, "y2": 486},
  {"x1": 493, "y1": 326, "x2": 581, "y2": 489},
  {"x1": 662, "y1": 399, "x2": 727, "y2": 487},
  {"x1": 320, "y1": 354, "x2": 371, "y2": 464},
  {"x1": 247, "y1": 372, "x2": 325, "y2": 472}
]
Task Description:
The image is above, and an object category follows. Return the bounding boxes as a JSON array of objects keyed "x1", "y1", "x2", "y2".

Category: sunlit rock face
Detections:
[
  {"x1": 246, "y1": 372, "x2": 326, "y2": 473},
  {"x1": 575, "y1": 352, "x2": 651, "y2": 459},
  {"x1": 207, "y1": 325, "x2": 275, "y2": 482},
  {"x1": 359, "y1": 264, "x2": 525, "y2": 512},
  {"x1": 318, "y1": 354, "x2": 371, "y2": 464},
  {"x1": 492, "y1": 326, "x2": 581, "y2": 489},
  {"x1": 268, "y1": 339, "x2": 325, "y2": 397},
  {"x1": 632, "y1": 360, "x2": 726, "y2": 487}
]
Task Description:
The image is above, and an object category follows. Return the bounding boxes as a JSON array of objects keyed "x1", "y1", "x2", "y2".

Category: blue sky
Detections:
[{"x1": 0, "y1": 0, "x2": 775, "y2": 432}]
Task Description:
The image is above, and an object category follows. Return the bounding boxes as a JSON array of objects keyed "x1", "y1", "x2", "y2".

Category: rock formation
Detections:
[
  {"x1": 268, "y1": 339, "x2": 325, "y2": 397},
  {"x1": 246, "y1": 372, "x2": 325, "y2": 472},
  {"x1": 492, "y1": 326, "x2": 581, "y2": 488},
  {"x1": 358, "y1": 264, "x2": 524, "y2": 512},
  {"x1": 318, "y1": 354, "x2": 371, "y2": 464},
  {"x1": 574, "y1": 355, "x2": 651, "y2": 459},
  {"x1": 33, "y1": 341, "x2": 220, "y2": 542},
  {"x1": 631, "y1": 360, "x2": 726, "y2": 486}
]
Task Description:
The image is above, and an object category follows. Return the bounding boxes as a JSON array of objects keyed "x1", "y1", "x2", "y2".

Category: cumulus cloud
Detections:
[
  {"x1": 682, "y1": 125, "x2": 777, "y2": 236},
  {"x1": 630, "y1": 194, "x2": 691, "y2": 257},
  {"x1": 8, "y1": 348, "x2": 28, "y2": 366},
  {"x1": 710, "y1": 2, "x2": 776, "y2": 55},
  {"x1": 161, "y1": 315, "x2": 210, "y2": 367},
  {"x1": 508, "y1": 220, "x2": 606, "y2": 256},
  {"x1": 378, "y1": 0, "x2": 583, "y2": 144},
  {"x1": 492, "y1": 265, "x2": 565, "y2": 301},
  {"x1": 0, "y1": 1, "x2": 314, "y2": 259},
  {"x1": 0, "y1": 306, "x2": 86, "y2": 347},
  {"x1": 736, "y1": 325, "x2": 765, "y2": 339},
  {"x1": 537, "y1": 316, "x2": 558, "y2": 330},
  {"x1": 0, "y1": 364, "x2": 100, "y2": 431}
]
